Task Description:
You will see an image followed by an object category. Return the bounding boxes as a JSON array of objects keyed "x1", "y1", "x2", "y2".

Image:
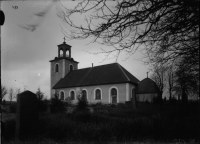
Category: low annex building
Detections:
[
  {"x1": 136, "y1": 77, "x2": 160, "y2": 103},
  {"x1": 49, "y1": 40, "x2": 160, "y2": 104}
]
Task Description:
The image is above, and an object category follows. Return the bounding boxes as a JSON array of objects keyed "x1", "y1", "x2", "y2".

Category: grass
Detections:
[
  {"x1": 38, "y1": 102, "x2": 199, "y2": 142},
  {"x1": 2, "y1": 139, "x2": 199, "y2": 144},
  {"x1": 2, "y1": 102, "x2": 200, "y2": 143}
]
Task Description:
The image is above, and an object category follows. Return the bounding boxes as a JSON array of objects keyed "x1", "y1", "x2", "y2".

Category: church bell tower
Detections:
[{"x1": 49, "y1": 37, "x2": 79, "y2": 98}]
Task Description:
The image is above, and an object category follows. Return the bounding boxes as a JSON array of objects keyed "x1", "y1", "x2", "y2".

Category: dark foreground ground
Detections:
[{"x1": 1, "y1": 101, "x2": 200, "y2": 144}]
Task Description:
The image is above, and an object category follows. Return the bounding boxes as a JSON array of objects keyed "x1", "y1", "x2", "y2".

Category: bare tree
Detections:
[
  {"x1": 1, "y1": 85, "x2": 8, "y2": 101},
  {"x1": 58, "y1": 0, "x2": 199, "y2": 68},
  {"x1": 15, "y1": 88, "x2": 21, "y2": 100},
  {"x1": 150, "y1": 64, "x2": 166, "y2": 99},
  {"x1": 58, "y1": 1, "x2": 199, "y2": 99},
  {"x1": 35, "y1": 87, "x2": 44, "y2": 101},
  {"x1": 174, "y1": 60, "x2": 199, "y2": 104},
  {"x1": 166, "y1": 65, "x2": 175, "y2": 100},
  {"x1": 8, "y1": 88, "x2": 16, "y2": 105},
  {"x1": 15, "y1": 88, "x2": 21, "y2": 95}
]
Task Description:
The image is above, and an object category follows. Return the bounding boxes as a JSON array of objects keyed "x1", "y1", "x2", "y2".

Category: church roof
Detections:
[
  {"x1": 53, "y1": 63, "x2": 139, "y2": 89},
  {"x1": 136, "y1": 78, "x2": 160, "y2": 94}
]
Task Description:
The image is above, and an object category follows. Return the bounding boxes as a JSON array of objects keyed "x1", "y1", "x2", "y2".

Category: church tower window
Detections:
[
  {"x1": 70, "y1": 64, "x2": 73, "y2": 71},
  {"x1": 55, "y1": 64, "x2": 59, "y2": 72}
]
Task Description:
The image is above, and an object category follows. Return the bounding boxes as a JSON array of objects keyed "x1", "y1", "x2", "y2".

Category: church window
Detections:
[
  {"x1": 70, "y1": 64, "x2": 73, "y2": 71},
  {"x1": 111, "y1": 88, "x2": 117, "y2": 96},
  {"x1": 55, "y1": 64, "x2": 59, "y2": 72},
  {"x1": 111, "y1": 88, "x2": 117, "y2": 104},
  {"x1": 60, "y1": 50, "x2": 64, "y2": 57},
  {"x1": 60, "y1": 91, "x2": 64, "y2": 100},
  {"x1": 70, "y1": 90, "x2": 75, "y2": 100},
  {"x1": 95, "y1": 89, "x2": 101, "y2": 100},
  {"x1": 82, "y1": 90, "x2": 87, "y2": 100}
]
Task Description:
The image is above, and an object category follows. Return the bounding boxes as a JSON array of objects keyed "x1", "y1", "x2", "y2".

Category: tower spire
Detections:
[
  {"x1": 147, "y1": 72, "x2": 149, "y2": 78},
  {"x1": 63, "y1": 37, "x2": 66, "y2": 44}
]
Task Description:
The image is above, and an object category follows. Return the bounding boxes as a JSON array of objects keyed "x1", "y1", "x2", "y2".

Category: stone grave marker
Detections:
[{"x1": 15, "y1": 90, "x2": 39, "y2": 140}]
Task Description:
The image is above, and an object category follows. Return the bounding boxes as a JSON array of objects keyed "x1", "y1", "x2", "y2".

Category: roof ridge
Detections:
[
  {"x1": 75, "y1": 63, "x2": 117, "y2": 70},
  {"x1": 90, "y1": 62, "x2": 116, "y2": 68},
  {"x1": 73, "y1": 67, "x2": 91, "y2": 71},
  {"x1": 117, "y1": 63, "x2": 130, "y2": 81}
]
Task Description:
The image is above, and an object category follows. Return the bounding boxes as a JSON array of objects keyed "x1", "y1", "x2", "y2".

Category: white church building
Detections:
[{"x1": 49, "y1": 40, "x2": 160, "y2": 104}]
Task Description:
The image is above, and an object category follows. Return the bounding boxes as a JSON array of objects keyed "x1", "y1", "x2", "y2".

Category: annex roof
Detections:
[
  {"x1": 136, "y1": 78, "x2": 160, "y2": 94},
  {"x1": 53, "y1": 63, "x2": 139, "y2": 89}
]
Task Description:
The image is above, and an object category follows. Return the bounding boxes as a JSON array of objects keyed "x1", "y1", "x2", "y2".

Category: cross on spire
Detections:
[
  {"x1": 63, "y1": 37, "x2": 66, "y2": 43},
  {"x1": 147, "y1": 72, "x2": 149, "y2": 78}
]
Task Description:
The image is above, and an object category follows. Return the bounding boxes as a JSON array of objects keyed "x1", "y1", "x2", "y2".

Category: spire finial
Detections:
[
  {"x1": 63, "y1": 37, "x2": 66, "y2": 43},
  {"x1": 147, "y1": 72, "x2": 149, "y2": 78}
]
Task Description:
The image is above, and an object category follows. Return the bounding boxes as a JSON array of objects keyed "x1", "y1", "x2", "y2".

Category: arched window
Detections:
[
  {"x1": 70, "y1": 90, "x2": 75, "y2": 100},
  {"x1": 111, "y1": 88, "x2": 117, "y2": 104},
  {"x1": 69, "y1": 64, "x2": 73, "y2": 71},
  {"x1": 82, "y1": 90, "x2": 87, "y2": 100},
  {"x1": 95, "y1": 89, "x2": 101, "y2": 100},
  {"x1": 60, "y1": 50, "x2": 64, "y2": 57},
  {"x1": 66, "y1": 51, "x2": 69, "y2": 57},
  {"x1": 55, "y1": 64, "x2": 59, "y2": 72},
  {"x1": 111, "y1": 88, "x2": 117, "y2": 96},
  {"x1": 60, "y1": 91, "x2": 64, "y2": 100}
]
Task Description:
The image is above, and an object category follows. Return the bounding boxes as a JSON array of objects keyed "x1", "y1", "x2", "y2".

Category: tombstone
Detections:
[
  {"x1": 15, "y1": 91, "x2": 39, "y2": 140},
  {"x1": 88, "y1": 107, "x2": 94, "y2": 113},
  {"x1": 132, "y1": 88, "x2": 137, "y2": 110}
]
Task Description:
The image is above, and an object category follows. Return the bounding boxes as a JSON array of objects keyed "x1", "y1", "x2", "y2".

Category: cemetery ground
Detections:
[{"x1": 1, "y1": 99, "x2": 200, "y2": 144}]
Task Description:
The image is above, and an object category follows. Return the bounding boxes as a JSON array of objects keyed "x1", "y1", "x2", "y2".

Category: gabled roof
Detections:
[
  {"x1": 136, "y1": 78, "x2": 160, "y2": 94},
  {"x1": 53, "y1": 63, "x2": 139, "y2": 89}
]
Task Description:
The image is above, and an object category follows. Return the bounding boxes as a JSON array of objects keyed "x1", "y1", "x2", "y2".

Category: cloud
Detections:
[
  {"x1": 18, "y1": 24, "x2": 37, "y2": 32},
  {"x1": 18, "y1": 0, "x2": 56, "y2": 32}
]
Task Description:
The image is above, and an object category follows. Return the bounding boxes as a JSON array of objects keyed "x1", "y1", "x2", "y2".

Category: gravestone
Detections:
[
  {"x1": 15, "y1": 91, "x2": 39, "y2": 140},
  {"x1": 132, "y1": 88, "x2": 137, "y2": 110}
]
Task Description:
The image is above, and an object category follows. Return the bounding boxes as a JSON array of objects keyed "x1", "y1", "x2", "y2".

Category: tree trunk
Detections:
[
  {"x1": 178, "y1": 94, "x2": 181, "y2": 103},
  {"x1": 169, "y1": 88, "x2": 172, "y2": 100},
  {"x1": 159, "y1": 91, "x2": 163, "y2": 107},
  {"x1": 132, "y1": 88, "x2": 137, "y2": 110},
  {"x1": 181, "y1": 88, "x2": 188, "y2": 105}
]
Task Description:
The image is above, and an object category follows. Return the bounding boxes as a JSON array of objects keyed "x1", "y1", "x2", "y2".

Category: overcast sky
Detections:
[{"x1": 2, "y1": 0, "x2": 150, "y2": 100}]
